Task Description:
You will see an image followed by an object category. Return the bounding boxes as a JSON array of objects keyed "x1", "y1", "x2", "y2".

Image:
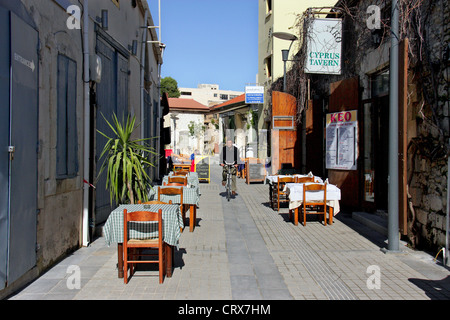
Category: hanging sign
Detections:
[
  {"x1": 305, "y1": 18, "x2": 342, "y2": 75},
  {"x1": 326, "y1": 110, "x2": 358, "y2": 170}
]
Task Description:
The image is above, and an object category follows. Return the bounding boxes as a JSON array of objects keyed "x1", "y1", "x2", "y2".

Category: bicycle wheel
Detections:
[{"x1": 226, "y1": 176, "x2": 231, "y2": 201}]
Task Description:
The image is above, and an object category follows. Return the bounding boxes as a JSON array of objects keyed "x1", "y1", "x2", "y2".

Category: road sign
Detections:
[{"x1": 245, "y1": 86, "x2": 264, "y2": 104}]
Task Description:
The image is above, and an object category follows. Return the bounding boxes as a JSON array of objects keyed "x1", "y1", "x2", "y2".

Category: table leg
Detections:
[
  {"x1": 117, "y1": 243, "x2": 124, "y2": 278},
  {"x1": 269, "y1": 185, "x2": 273, "y2": 209},
  {"x1": 294, "y1": 208, "x2": 299, "y2": 226},
  {"x1": 166, "y1": 245, "x2": 173, "y2": 277},
  {"x1": 329, "y1": 207, "x2": 334, "y2": 225},
  {"x1": 189, "y1": 204, "x2": 196, "y2": 232}
]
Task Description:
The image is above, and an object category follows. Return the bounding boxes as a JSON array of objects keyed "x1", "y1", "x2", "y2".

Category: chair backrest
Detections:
[
  {"x1": 278, "y1": 176, "x2": 295, "y2": 183},
  {"x1": 141, "y1": 200, "x2": 172, "y2": 204},
  {"x1": 158, "y1": 186, "x2": 183, "y2": 205},
  {"x1": 164, "y1": 182, "x2": 184, "y2": 186},
  {"x1": 123, "y1": 209, "x2": 162, "y2": 244},
  {"x1": 168, "y1": 176, "x2": 187, "y2": 185},
  {"x1": 303, "y1": 183, "x2": 327, "y2": 203},
  {"x1": 278, "y1": 176, "x2": 295, "y2": 188},
  {"x1": 174, "y1": 170, "x2": 189, "y2": 176},
  {"x1": 295, "y1": 176, "x2": 314, "y2": 183}
]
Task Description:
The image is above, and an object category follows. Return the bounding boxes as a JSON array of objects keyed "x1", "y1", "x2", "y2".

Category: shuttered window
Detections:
[{"x1": 56, "y1": 54, "x2": 78, "y2": 179}]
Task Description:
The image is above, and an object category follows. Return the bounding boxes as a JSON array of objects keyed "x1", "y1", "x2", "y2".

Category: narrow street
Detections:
[{"x1": 8, "y1": 163, "x2": 450, "y2": 300}]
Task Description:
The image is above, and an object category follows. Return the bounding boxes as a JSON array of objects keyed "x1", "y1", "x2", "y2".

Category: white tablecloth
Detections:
[
  {"x1": 285, "y1": 182, "x2": 341, "y2": 214},
  {"x1": 265, "y1": 173, "x2": 323, "y2": 185}
]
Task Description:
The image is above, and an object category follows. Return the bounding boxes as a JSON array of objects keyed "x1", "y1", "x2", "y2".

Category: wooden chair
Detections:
[
  {"x1": 123, "y1": 209, "x2": 166, "y2": 284},
  {"x1": 138, "y1": 200, "x2": 172, "y2": 205},
  {"x1": 295, "y1": 176, "x2": 314, "y2": 183},
  {"x1": 276, "y1": 176, "x2": 295, "y2": 211},
  {"x1": 302, "y1": 183, "x2": 328, "y2": 226},
  {"x1": 158, "y1": 186, "x2": 184, "y2": 230},
  {"x1": 168, "y1": 176, "x2": 187, "y2": 185}
]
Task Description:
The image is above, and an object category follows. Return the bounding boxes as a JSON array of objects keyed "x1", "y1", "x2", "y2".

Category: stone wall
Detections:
[{"x1": 404, "y1": 0, "x2": 449, "y2": 250}]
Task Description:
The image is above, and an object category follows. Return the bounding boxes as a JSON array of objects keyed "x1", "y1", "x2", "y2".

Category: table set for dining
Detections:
[
  {"x1": 265, "y1": 172, "x2": 341, "y2": 226},
  {"x1": 102, "y1": 171, "x2": 201, "y2": 282}
]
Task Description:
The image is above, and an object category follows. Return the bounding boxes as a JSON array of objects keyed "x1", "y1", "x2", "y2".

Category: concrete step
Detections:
[{"x1": 352, "y1": 211, "x2": 388, "y2": 236}]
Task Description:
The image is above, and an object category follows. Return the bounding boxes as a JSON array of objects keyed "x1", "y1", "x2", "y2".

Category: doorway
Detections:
[
  {"x1": 94, "y1": 34, "x2": 129, "y2": 225},
  {"x1": 362, "y1": 93, "x2": 389, "y2": 212},
  {"x1": 0, "y1": 8, "x2": 38, "y2": 289}
]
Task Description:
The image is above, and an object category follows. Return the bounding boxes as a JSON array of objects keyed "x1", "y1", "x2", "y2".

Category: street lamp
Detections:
[{"x1": 273, "y1": 32, "x2": 298, "y2": 92}]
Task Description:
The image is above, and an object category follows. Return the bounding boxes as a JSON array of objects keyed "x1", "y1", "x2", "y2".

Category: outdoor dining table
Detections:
[
  {"x1": 103, "y1": 203, "x2": 184, "y2": 279},
  {"x1": 285, "y1": 182, "x2": 341, "y2": 226},
  {"x1": 148, "y1": 185, "x2": 200, "y2": 232},
  {"x1": 265, "y1": 173, "x2": 323, "y2": 208}
]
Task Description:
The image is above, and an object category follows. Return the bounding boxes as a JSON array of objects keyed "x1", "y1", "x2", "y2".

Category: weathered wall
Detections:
[
  {"x1": 16, "y1": 0, "x2": 161, "y2": 272},
  {"x1": 22, "y1": 0, "x2": 85, "y2": 269},
  {"x1": 406, "y1": 0, "x2": 450, "y2": 250}
]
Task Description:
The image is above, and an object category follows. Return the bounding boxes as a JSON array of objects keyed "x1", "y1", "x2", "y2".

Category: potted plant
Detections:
[{"x1": 97, "y1": 113, "x2": 158, "y2": 205}]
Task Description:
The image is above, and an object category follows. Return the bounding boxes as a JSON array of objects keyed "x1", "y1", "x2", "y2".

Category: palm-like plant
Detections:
[{"x1": 97, "y1": 113, "x2": 158, "y2": 205}]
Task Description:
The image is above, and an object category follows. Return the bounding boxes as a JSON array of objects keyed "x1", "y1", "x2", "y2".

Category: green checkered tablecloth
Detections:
[
  {"x1": 148, "y1": 185, "x2": 200, "y2": 206},
  {"x1": 103, "y1": 204, "x2": 183, "y2": 247}
]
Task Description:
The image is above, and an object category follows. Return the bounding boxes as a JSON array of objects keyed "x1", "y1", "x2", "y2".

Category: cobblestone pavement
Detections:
[{"x1": 7, "y1": 166, "x2": 450, "y2": 300}]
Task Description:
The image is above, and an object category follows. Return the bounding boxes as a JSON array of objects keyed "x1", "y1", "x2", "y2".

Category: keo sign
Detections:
[{"x1": 327, "y1": 111, "x2": 356, "y2": 124}]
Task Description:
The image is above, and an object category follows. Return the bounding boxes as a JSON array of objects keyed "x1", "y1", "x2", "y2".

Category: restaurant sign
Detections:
[
  {"x1": 326, "y1": 110, "x2": 358, "y2": 170},
  {"x1": 305, "y1": 18, "x2": 342, "y2": 75}
]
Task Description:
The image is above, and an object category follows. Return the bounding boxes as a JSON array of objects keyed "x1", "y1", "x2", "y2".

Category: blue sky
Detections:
[{"x1": 147, "y1": 0, "x2": 259, "y2": 92}]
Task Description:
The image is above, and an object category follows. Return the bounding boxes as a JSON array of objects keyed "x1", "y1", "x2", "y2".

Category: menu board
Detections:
[
  {"x1": 246, "y1": 158, "x2": 265, "y2": 183},
  {"x1": 195, "y1": 156, "x2": 210, "y2": 183},
  {"x1": 326, "y1": 110, "x2": 358, "y2": 170}
]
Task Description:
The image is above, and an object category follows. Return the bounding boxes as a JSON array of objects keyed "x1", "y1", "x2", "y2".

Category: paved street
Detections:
[{"x1": 7, "y1": 166, "x2": 450, "y2": 301}]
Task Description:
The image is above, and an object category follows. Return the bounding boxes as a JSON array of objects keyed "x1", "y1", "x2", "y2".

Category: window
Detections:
[
  {"x1": 371, "y1": 70, "x2": 389, "y2": 97},
  {"x1": 57, "y1": 54, "x2": 78, "y2": 179},
  {"x1": 265, "y1": 55, "x2": 272, "y2": 78},
  {"x1": 220, "y1": 94, "x2": 229, "y2": 100},
  {"x1": 266, "y1": 0, "x2": 272, "y2": 14},
  {"x1": 180, "y1": 91, "x2": 192, "y2": 96}
]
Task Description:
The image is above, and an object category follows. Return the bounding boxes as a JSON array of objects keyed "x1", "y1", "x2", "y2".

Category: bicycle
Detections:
[{"x1": 223, "y1": 161, "x2": 235, "y2": 201}]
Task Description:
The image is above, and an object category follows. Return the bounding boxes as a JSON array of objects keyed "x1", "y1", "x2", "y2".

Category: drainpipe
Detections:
[
  {"x1": 157, "y1": 0, "x2": 163, "y2": 180},
  {"x1": 446, "y1": 138, "x2": 450, "y2": 266},
  {"x1": 387, "y1": 0, "x2": 400, "y2": 252},
  {"x1": 82, "y1": 0, "x2": 90, "y2": 247},
  {"x1": 140, "y1": 9, "x2": 149, "y2": 141}
]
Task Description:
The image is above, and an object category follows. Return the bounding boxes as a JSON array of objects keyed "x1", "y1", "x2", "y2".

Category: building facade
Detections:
[
  {"x1": 0, "y1": 0, "x2": 164, "y2": 297},
  {"x1": 257, "y1": 0, "x2": 337, "y2": 160},
  {"x1": 270, "y1": 0, "x2": 449, "y2": 252},
  {"x1": 164, "y1": 98, "x2": 210, "y2": 156},
  {"x1": 179, "y1": 83, "x2": 243, "y2": 107}
]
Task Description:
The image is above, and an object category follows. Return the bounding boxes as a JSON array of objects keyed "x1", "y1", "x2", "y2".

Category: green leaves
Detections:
[{"x1": 97, "y1": 113, "x2": 159, "y2": 205}]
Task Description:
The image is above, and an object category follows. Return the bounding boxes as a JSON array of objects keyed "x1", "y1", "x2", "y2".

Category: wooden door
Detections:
[
  {"x1": 271, "y1": 91, "x2": 297, "y2": 174},
  {"x1": 328, "y1": 77, "x2": 360, "y2": 210}
]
